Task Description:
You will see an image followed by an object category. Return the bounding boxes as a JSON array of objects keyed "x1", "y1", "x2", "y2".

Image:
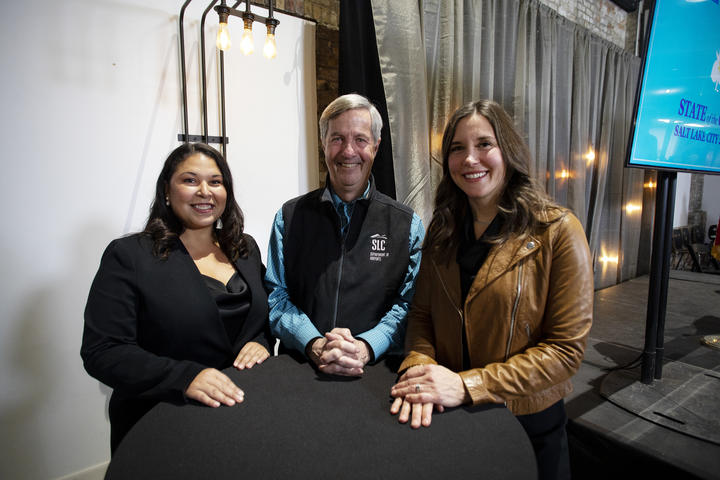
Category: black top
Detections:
[
  {"x1": 457, "y1": 213, "x2": 504, "y2": 369},
  {"x1": 457, "y1": 213, "x2": 504, "y2": 301},
  {"x1": 202, "y1": 272, "x2": 251, "y2": 344}
]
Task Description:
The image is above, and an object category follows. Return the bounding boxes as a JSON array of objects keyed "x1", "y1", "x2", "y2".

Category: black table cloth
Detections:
[{"x1": 106, "y1": 355, "x2": 536, "y2": 479}]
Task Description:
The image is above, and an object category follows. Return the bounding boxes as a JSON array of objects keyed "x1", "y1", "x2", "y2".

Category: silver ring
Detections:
[{"x1": 414, "y1": 384, "x2": 421, "y2": 393}]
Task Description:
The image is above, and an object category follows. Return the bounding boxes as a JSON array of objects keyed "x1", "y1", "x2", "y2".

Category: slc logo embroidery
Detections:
[{"x1": 369, "y1": 234, "x2": 389, "y2": 262}]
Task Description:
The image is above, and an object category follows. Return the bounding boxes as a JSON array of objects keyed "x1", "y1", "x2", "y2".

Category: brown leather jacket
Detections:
[{"x1": 399, "y1": 209, "x2": 593, "y2": 415}]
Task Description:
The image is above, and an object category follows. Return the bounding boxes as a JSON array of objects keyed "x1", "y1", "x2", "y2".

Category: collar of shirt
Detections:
[{"x1": 329, "y1": 181, "x2": 371, "y2": 235}]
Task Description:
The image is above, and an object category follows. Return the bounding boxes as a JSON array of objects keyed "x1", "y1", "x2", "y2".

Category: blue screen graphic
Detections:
[{"x1": 628, "y1": 0, "x2": 720, "y2": 173}]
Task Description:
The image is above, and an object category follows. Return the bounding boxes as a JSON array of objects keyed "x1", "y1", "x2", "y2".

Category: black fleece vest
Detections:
[{"x1": 282, "y1": 182, "x2": 413, "y2": 337}]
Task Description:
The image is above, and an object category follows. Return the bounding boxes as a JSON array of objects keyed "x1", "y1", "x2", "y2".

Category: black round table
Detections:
[{"x1": 106, "y1": 355, "x2": 537, "y2": 479}]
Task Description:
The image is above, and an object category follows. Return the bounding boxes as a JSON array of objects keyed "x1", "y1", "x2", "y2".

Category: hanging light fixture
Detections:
[
  {"x1": 264, "y1": 17, "x2": 279, "y2": 59},
  {"x1": 216, "y1": 10, "x2": 232, "y2": 51},
  {"x1": 215, "y1": 0, "x2": 280, "y2": 59},
  {"x1": 263, "y1": 0, "x2": 279, "y2": 59},
  {"x1": 240, "y1": 15, "x2": 255, "y2": 55}
]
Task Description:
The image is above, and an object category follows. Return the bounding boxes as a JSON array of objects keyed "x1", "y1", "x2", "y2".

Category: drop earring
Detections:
[
  {"x1": 216, "y1": 218, "x2": 223, "y2": 229},
  {"x1": 165, "y1": 196, "x2": 170, "y2": 206}
]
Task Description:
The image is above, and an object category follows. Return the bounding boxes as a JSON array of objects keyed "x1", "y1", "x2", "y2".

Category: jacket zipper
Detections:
[
  {"x1": 434, "y1": 263, "x2": 465, "y2": 357},
  {"x1": 504, "y1": 261, "x2": 523, "y2": 361},
  {"x1": 331, "y1": 206, "x2": 348, "y2": 329},
  {"x1": 331, "y1": 241, "x2": 344, "y2": 329}
]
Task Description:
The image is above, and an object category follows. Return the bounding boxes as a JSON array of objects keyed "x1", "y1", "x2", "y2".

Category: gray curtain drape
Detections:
[{"x1": 371, "y1": 0, "x2": 644, "y2": 289}]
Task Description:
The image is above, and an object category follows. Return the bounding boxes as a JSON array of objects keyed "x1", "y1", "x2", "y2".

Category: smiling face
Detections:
[
  {"x1": 447, "y1": 113, "x2": 506, "y2": 215},
  {"x1": 166, "y1": 153, "x2": 227, "y2": 232},
  {"x1": 323, "y1": 108, "x2": 379, "y2": 202}
]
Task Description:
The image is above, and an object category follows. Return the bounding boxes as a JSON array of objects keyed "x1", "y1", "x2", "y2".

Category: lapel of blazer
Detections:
[{"x1": 170, "y1": 237, "x2": 233, "y2": 348}]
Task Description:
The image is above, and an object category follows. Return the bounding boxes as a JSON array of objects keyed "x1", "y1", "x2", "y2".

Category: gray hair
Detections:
[{"x1": 319, "y1": 93, "x2": 383, "y2": 145}]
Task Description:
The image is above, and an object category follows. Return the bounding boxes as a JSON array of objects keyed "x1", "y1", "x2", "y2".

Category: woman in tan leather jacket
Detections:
[{"x1": 390, "y1": 100, "x2": 593, "y2": 480}]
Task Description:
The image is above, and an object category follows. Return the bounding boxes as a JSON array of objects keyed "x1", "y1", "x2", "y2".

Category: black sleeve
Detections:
[{"x1": 80, "y1": 238, "x2": 205, "y2": 402}]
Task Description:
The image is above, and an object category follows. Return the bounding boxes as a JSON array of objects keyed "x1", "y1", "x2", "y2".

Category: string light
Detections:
[
  {"x1": 584, "y1": 148, "x2": 595, "y2": 165},
  {"x1": 625, "y1": 203, "x2": 641, "y2": 214},
  {"x1": 556, "y1": 169, "x2": 570, "y2": 179},
  {"x1": 599, "y1": 255, "x2": 619, "y2": 264}
]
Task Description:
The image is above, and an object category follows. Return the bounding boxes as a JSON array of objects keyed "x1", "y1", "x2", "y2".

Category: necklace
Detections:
[{"x1": 473, "y1": 218, "x2": 492, "y2": 224}]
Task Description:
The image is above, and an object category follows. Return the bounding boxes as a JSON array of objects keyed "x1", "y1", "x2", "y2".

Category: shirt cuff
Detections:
[
  {"x1": 288, "y1": 321, "x2": 324, "y2": 356},
  {"x1": 356, "y1": 330, "x2": 389, "y2": 362}
]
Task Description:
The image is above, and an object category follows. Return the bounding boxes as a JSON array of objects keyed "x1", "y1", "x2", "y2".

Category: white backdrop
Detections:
[
  {"x1": 673, "y1": 173, "x2": 692, "y2": 228},
  {"x1": 0, "y1": 1, "x2": 317, "y2": 478}
]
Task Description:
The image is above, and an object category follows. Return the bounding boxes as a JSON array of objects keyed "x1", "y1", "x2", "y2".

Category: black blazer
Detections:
[{"x1": 81, "y1": 233, "x2": 273, "y2": 452}]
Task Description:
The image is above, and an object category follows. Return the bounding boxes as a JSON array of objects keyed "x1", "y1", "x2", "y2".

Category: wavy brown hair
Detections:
[
  {"x1": 424, "y1": 100, "x2": 561, "y2": 257},
  {"x1": 143, "y1": 143, "x2": 247, "y2": 260}
]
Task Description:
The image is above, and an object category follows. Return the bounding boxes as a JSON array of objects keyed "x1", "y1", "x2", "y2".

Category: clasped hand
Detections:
[
  {"x1": 389, "y1": 364, "x2": 469, "y2": 428},
  {"x1": 308, "y1": 328, "x2": 371, "y2": 376}
]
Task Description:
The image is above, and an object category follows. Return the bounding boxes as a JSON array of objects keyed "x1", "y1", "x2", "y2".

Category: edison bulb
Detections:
[
  {"x1": 263, "y1": 33, "x2": 277, "y2": 59},
  {"x1": 240, "y1": 27, "x2": 254, "y2": 55},
  {"x1": 216, "y1": 22, "x2": 231, "y2": 51}
]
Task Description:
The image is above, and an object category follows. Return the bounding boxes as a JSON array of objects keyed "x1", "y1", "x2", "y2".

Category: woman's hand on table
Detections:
[
  {"x1": 233, "y1": 342, "x2": 270, "y2": 370},
  {"x1": 185, "y1": 368, "x2": 244, "y2": 408},
  {"x1": 390, "y1": 397, "x2": 440, "y2": 428},
  {"x1": 389, "y1": 364, "x2": 470, "y2": 427}
]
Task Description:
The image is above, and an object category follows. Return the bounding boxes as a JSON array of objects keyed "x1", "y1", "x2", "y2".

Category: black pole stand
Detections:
[
  {"x1": 179, "y1": 0, "x2": 193, "y2": 143},
  {"x1": 654, "y1": 171, "x2": 676, "y2": 379},
  {"x1": 641, "y1": 171, "x2": 677, "y2": 383}
]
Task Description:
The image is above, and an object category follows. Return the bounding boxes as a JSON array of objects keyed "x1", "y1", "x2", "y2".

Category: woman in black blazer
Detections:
[{"x1": 81, "y1": 143, "x2": 274, "y2": 453}]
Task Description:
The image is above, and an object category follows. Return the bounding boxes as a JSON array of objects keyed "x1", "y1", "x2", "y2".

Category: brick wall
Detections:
[{"x1": 539, "y1": 0, "x2": 634, "y2": 50}]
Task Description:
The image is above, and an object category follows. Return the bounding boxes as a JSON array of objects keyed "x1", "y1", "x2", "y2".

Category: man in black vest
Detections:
[{"x1": 265, "y1": 94, "x2": 424, "y2": 375}]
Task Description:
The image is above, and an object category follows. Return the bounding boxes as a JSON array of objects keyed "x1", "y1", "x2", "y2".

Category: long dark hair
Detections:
[
  {"x1": 424, "y1": 100, "x2": 560, "y2": 257},
  {"x1": 143, "y1": 143, "x2": 247, "y2": 260}
]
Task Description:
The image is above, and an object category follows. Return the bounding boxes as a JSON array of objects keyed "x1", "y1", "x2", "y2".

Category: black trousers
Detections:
[{"x1": 516, "y1": 400, "x2": 571, "y2": 480}]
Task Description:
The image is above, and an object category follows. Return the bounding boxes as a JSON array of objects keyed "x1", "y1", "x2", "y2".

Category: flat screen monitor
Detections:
[{"x1": 626, "y1": 0, "x2": 720, "y2": 174}]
